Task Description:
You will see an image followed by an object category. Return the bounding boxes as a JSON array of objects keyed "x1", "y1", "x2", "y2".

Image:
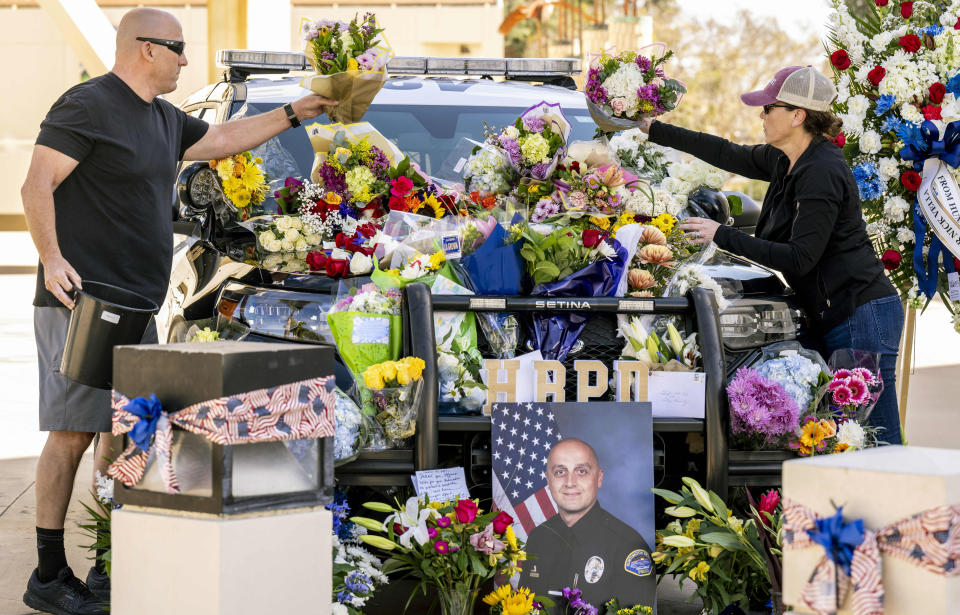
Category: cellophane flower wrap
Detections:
[
  {"x1": 361, "y1": 357, "x2": 425, "y2": 443},
  {"x1": 326, "y1": 283, "x2": 402, "y2": 380},
  {"x1": 826, "y1": 0, "x2": 960, "y2": 323},
  {"x1": 300, "y1": 12, "x2": 393, "y2": 123},
  {"x1": 726, "y1": 367, "x2": 802, "y2": 449},
  {"x1": 818, "y1": 348, "x2": 884, "y2": 422},
  {"x1": 585, "y1": 43, "x2": 686, "y2": 133},
  {"x1": 352, "y1": 496, "x2": 532, "y2": 614},
  {"x1": 210, "y1": 151, "x2": 269, "y2": 220},
  {"x1": 333, "y1": 386, "x2": 387, "y2": 464}
]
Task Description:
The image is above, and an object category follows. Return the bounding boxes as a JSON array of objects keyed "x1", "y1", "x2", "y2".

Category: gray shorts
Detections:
[{"x1": 35, "y1": 306, "x2": 158, "y2": 432}]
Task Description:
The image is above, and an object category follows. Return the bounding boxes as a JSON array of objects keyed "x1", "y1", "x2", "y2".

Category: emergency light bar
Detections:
[{"x1": 216, "y1": 50, "x2": 581, "y2": 77}]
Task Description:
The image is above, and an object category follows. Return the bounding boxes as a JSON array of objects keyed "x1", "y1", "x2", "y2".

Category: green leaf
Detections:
[
  {"x1": 727, "y1": 194, "x2": 743, "y2": 216},
  {"x1": 698, "y1": 532, "x2": 746, "y2": 551},
  {"x1": 651, "y1": 488, "x2": 684, "y2": 505}
]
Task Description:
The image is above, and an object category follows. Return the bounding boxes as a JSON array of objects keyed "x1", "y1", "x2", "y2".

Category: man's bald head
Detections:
[
  {"x1": 547, "y1": 438, "x2": 601, "y2": 468},
  {"x1": 116, "y1": 8, "x2": 182, "y2": 56}
]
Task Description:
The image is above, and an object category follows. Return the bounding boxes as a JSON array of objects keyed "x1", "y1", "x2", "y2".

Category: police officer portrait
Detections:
[{"x1": 518, "y1": 437, "x2": 656, "y2": 612}]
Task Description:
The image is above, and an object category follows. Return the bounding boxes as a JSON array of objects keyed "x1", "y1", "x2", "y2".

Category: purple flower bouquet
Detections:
[{"x1": 726, "y1": 367, "x2": 801, "y2": 449}]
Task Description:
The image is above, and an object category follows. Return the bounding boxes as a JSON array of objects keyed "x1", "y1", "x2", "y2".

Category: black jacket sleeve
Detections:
[
  {"x1": 713, "y1": 165, "x2": 842, "y2": 277},
  {"x1": 648, "y1": 121, "x2": 780, "y2": 181}
]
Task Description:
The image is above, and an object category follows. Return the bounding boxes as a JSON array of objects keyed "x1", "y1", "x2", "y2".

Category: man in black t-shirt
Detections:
[{"x1": 20, "y1": 8, "x2": 336, "y2": 613}]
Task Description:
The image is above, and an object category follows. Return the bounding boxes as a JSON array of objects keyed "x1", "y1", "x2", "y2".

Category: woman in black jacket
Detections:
[{"x1": 641, "y1": 65, "x2": 904, "y2": 445}]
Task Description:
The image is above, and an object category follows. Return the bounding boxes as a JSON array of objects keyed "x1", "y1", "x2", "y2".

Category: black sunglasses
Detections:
[
  {"x1": 136, "y1": 37, "x2": 185, "y2": 56},
  {"x1": 763, "y1": 103, "x2": 797, "y2": 114}
]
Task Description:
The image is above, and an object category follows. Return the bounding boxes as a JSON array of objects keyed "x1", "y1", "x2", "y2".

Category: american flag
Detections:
[{"x1": 491, "y1": 402, "x2": 564, "y2": 542}]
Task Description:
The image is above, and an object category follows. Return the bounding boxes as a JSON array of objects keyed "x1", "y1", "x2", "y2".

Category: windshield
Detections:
[{"x1": 236, "y1": 102, "x2": 599, "y2": 210}]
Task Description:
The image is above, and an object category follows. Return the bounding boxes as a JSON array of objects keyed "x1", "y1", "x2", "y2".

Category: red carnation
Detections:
[
  {"x1": 882, "y1": 249, "x2": 902, "y2": 271},
  {"x1": 876, "y1": 0, "x2": 888, "y2": 5},
  {"x1": 900, "y1": 1, "x2": 913, "y2": 18},
  {"x1": 390, "y1": 176, "x2": 414, "y2": 197},
  {"x1": 923, "y1": 105, "x2": 943, "y2": 120},
  {"x1": 492, "y1": 511, "x2": 514, "y2": 535},
  {"x1": 832, "y1": 132, "x2": 846, "y2": 147},
  {"x1": 305, "y1": 251, "x2": 327, "y2": 272},
  {"x1": 901, "y1": 170, "x2": 922, "y2": 191},
  {"x1": 581, "y1": 229, "x2": 605, "y2": 248},
  {"x1": 388, "y1": 195, "x2": 409, "y2": 212},
  {"x1": 929, "y1": 82, "x2": 947, "y2": 104},
  {"x1": 868, "y1": 65, "x2": 886, "y2": 86},
  {"x1": 830, "y1": 49, "x2": 851, "y2": 70},
  {"x1": 899, "y1": 34, "x2": 922, "y2": 52},
  {"x1": 325, "y1": 258, "x2": 350, "y2": 278}
]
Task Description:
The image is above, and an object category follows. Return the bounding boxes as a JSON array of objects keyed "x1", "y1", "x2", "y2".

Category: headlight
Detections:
[
  {"x1": 177, "y1": 162, "x2": 222, "y2": 213},
  {"x1": 719, "y1": 298, "x2": 800, "y2": 350},
  {"x1": 216, "y1": 281, "x2": 336, "y2": 344}
]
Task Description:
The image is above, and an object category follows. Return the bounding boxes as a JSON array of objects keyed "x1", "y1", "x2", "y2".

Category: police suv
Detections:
[{"x1": 165, "y1": 51, "x2": 802, "y2": 496}]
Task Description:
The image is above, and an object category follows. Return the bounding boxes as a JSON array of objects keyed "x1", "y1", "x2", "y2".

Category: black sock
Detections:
[
  {"x1": 94, "y1": 526, "x2": 107, "y2": 573},
  {"x1": 36, "y1": 527, "x2": 67, "y2": 583}
]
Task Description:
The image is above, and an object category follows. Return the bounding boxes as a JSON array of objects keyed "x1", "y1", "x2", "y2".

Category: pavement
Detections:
[{"x1": 1, "y1": 230, "x2": 958, "y2": 614}]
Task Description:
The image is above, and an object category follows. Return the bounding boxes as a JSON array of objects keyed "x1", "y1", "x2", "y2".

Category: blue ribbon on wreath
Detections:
[{"x1": 899, "y1": 120, "x2": 960, "y2": 300}]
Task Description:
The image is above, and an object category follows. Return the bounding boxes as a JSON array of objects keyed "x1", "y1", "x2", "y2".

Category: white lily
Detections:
[
  {"x1": 619, "y1": 316, "x2": 649, "y2": 352},
  {"x1": 384, "y1": 496, "x2": 437, "y2": 549}
]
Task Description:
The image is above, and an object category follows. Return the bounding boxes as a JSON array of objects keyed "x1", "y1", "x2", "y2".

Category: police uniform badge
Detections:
[
  {"x1": 624, "y1": 549, "x2": 653, "y2": 577},
  {"x1": 584, "y1": 556, "x2": 604, "y2": 583}
]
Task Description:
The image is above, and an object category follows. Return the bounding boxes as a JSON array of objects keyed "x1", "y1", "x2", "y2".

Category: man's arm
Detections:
[
  {"x1": 183, "y1": 93, "x2": 337, "y2": 161},
  {"x1": 21, "y1": 145, "x2": 82, "y2": 309}
]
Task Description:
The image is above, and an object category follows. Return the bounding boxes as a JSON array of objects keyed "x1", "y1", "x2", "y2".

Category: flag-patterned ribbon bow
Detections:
[
  {"x1": 783, "y1": 498, "x2": 960, "y2": 615},
  {"x1": 107, "y1": 377, "x2": 336, "y2": 494}
]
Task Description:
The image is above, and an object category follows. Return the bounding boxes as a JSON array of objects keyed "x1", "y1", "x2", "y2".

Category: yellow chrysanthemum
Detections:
[
  {"x1": 650, "y1": 213, "x2": 676, "y2": 234},
  {"x1": 590, "y1": 215, "x2": 611, "y2": 230},
  {"x1": 688, "y1": 561, "x2": 710, "y2": 582},
  {"x1": 482, "y1": 584, "x2": 512, "y2": 607},
  {"x1": 347, "y1": 57, "x2": 360, "y2": 71},
  {"x1": 502, "y1": 588, "x2": 534, "y2": 615},
  {"x1": 427, "y1": 251, "x2": 446, "y2": 270}
]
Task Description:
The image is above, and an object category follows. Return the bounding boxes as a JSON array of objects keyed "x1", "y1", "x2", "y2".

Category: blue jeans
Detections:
[{"x1": 820, "y1": 294, "x2": 905, "y2": 445}]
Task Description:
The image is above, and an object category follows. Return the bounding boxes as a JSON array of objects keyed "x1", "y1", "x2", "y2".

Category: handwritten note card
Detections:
[
  {"x1": 413, "y1": 467, "x2": 471, "y2": 503},
  {"x1": 648, "y1": 371, "x2": 706, "y2": 419}
]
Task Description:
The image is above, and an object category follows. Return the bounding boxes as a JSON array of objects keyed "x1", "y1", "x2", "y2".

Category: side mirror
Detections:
[{"x1": 687, "y1": 188, "x2": 731, "y2": 225}]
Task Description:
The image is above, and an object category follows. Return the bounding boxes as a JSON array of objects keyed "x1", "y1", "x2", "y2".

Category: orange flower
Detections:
[
  {"x1": 322, "y1": 191, "x2": 343, "y2": 205},
  {"x1": 640, "y1": 225, "x2": 668, "y2": 247},
  {"x1": 629, "y1": 290, "x2": 654, "y2": 297},
  {"x1": 627, "y1": 268, "x2": 656, "y2": 290},
  {"x1": 638, "y1": 244, "x2": 675, "y2": 266},
  {"x1": 819, "y1": 419, "x2": 837, "y2": 439}
]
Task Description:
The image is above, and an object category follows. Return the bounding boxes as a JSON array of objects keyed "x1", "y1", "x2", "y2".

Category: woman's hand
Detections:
[
  {"x1": 679, "y1": 217, "x2": 720, "y2": 245},
  {"x1": 638, "y1": 117, "x2": 655, "y2": 134}
]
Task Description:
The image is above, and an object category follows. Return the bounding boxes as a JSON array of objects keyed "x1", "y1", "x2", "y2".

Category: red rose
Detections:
[
  {"x1": 453, "y1": 499, "x2": 478, "y2": 524},
  {"x1": 923, "y1": 105, "x2": 942, "y2": 120},
  {"x1": 581, "y1": 229, "x2": 605, "y2": 248},
  {"x1": 334, "y1": 232, "x2": 355, "y2": 251},
  {"x1": 901, "y1": 170, "x2": 922, "y2": 191},
  {"x1": 876, "y1": 0, "x2": 888, "y2": 4},
  {"x1": 353, "y1": 244, "x2": 375, "y2": 257},
  {"x1": 356, "y1": 222, "x2": 379, "y2": 238},
  {"x1": 899, "y1": 34, "x2": 922, "y2": 52},
  {"x1": 900, "y1": 1, "x2": 913, "y2": 18},
  {"x1": 882, "y1": 249, "x2": 902, "y2": 271},
  {"x1": 388, "y1": 195, "x2": 408, "y2": 212},
  {"x1": 390, "y1": 176, "x2": 414, "y2": 197},
  {"x1": 325, "y1": 258, "x2": 350, "y2": 277},
  {"x1": 830, "y1": 49, "x2": 851, "y2": 70},
  {"x1": 757, "y1": 489, "x2": 781, "y2": 516},
  {"x1": 492, "y1": 511, "x2": 514, "y2": 535},
  {"x1": 929, "y1": 82, "x2": 947, "y2": 104},
  {"x1": 868, "y1": 65, "x2": 886, "y2": 86},
  {"x1": 305, "y1": 251, "x2": 327, "y2": 271},
  {"x1": 832, "y1": 132, "x2": 846, "y2": 147},
  {"x1": 955, "y1": 17, "x2": 960, "y2": 29}
]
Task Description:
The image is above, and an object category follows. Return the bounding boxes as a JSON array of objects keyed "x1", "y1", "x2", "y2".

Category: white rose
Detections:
[
  {"x1": 262, "y1": 254, "x2": 283, "y2": 268},
  {"x1": 265, "y1": 240, "x2": 283, "y2": 253},
  {"x1": 295, "y1": 237, "x2": 309, "y2": 251},
  {"x1": 349, "y1": 252, "x2": 373, "y2": 275},
  {"x1": 859, "y1": 130, "x2": 882, "y2": 155},
  {"x1": 275, "y1": 216, "x2": 292, "y2": 231},
  {"x1": 330, "y1": 248, "x2": 351, "y2": 260},
  {"x1": 284, "y1": 228, "x2": 300, "y2": 241},
  {"x1": 305, "y1": 233, "x2": 322, "y2": 246},
  {"x1": 289, "y1": 217, "x2": 303, "y2": 230},
  {"x1": 503, "y1": 126, "x2": 520, "y2": 140},
  {"x1": 281, "y1": 239, "x2": 295, "y2": 252},
  {"x1": 259, "y1": 230, "x2": 277, "y2": 245}
]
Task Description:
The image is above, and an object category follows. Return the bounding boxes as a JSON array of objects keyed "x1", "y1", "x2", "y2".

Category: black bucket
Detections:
[{"x1": 60, "y1": 281, "x2": 159, "y2": 389}]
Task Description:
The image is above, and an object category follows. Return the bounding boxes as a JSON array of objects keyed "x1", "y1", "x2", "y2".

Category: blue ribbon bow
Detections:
[
  {"x1": 124, "y1": 394, "x2": 164, "y2": 453},
  {"x1": 806, "y1": 507, "x2": 865, "y2": 577},
  {"x1": 898, "y1": 120, "x2": 960, "y2": 300}
]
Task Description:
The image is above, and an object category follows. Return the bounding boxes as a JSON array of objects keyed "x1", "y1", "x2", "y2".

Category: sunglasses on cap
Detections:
[
  {"x1": 136, "y1": 37, "x2": 185, "y2": 56},
  {"x1": 763, "y1": 103, "x2": 797, "y2": 114}
]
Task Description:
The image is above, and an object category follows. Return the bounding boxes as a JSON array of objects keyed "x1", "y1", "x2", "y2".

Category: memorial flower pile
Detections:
[
  {"x1": 826, "y1": 0, "x2": 960, "y2": 324},
  {"x1": 483, "y1": 101, "x2": 572, "y2": 182},
  {"x1": 210, "y1": 151, "x2": 269, "y2": 219},
  {"x1": 300, "y1": 12, "x2": 392, "y2": 123},
  {"x1": 585, "y1": 44, "x2": 686, "y2": 133},
  {"x1": 255, "y1": 214, "x2": 322, "y2": 253},
  {"x1": 608, "y1": 127, "x2": 671, "y2": 182},
  {"x1": 311, "y1": 129, "x2": 392, "y2": 208},
  {"x1": 351, "y1": 496, "x2": 531, "y2": 612},
  {"x1": 328, "y1": 495, "x2": 389, "y2": 615},
  {"x1": 619, "y1": 317, "x2": 700, "y2": 370},
  {"x1": 463, "y1": 145, "x2": 515, "y2": 195},
  {"x1": 653, "y1": 478, "x2": 774, "y2": 615}
]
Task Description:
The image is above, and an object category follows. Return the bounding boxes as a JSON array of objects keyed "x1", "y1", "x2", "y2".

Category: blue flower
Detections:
[
  {"x1": 874, "y1": 94, "x2": 896, "y2": 116},
  {"x1": 947, "y1": 73, "x2": 960, "y2": 99},
  {"x1": 920, "y1": 25, "x2": 944, "y2": 37},
  {"x1": 853, "y1": 162, "x2": 886, "y2": 201},
  {"x1": 336, "y1": 590, "x2": 355, "y2": 604},
  {"x1": 345, "y1": 571, "x2": 372, "y2": 595},
  {"x1": 882, "y1": 115, "x2": 904, "y2": 135},
  {"x1": 896, "y1": 120, "x2": 924, "y2": 149}
]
